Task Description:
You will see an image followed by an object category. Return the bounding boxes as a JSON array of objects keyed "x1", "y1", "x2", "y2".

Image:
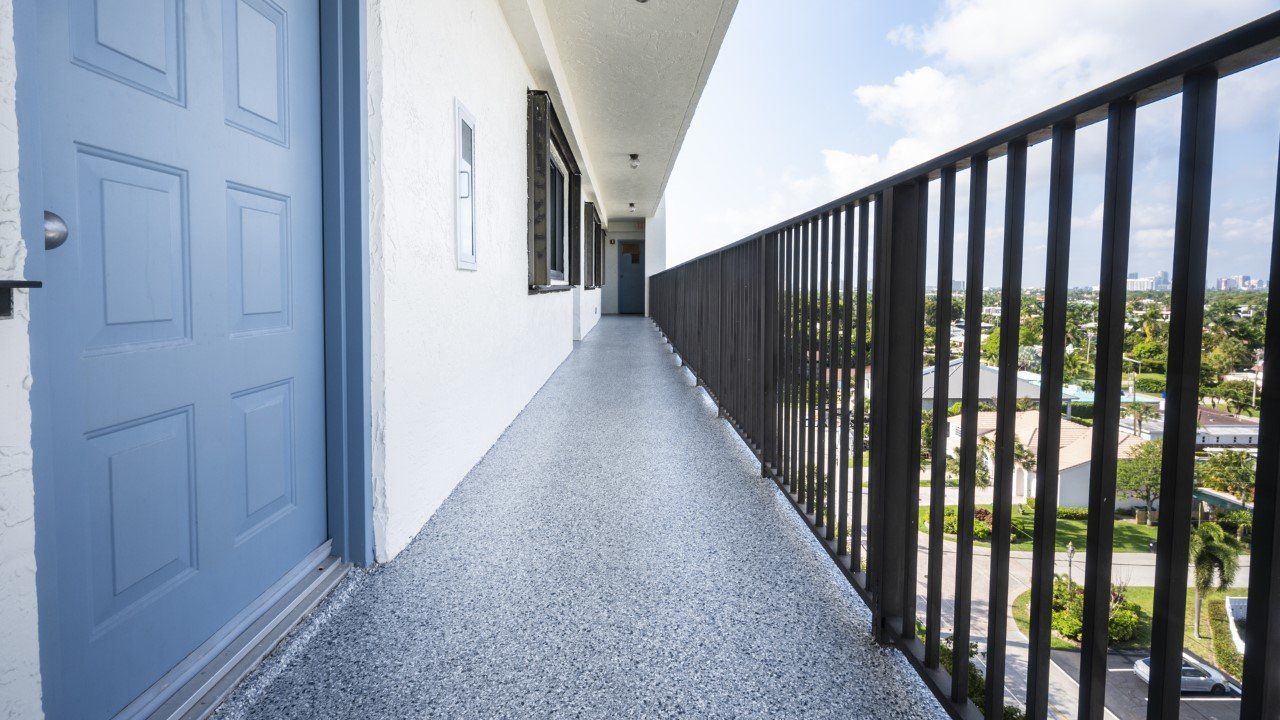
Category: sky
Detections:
[{"x1": 663, "y1": 0, "x2": 1280, "y2": 289}]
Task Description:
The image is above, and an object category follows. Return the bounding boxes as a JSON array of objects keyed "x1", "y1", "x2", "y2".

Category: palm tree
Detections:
[
  {"x1": 1124, "y1": 401, "x2": 1159, "y2": 436},
  {"x1": 1190, "y1": 522, "x2": 1242, "y2": 638}
]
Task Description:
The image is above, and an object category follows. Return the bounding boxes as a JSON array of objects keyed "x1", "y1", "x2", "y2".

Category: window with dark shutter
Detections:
[
  {"x1": 584, "y1": 202, "x2": 603, "y2": 289},
  {"x1": 527, "y1": 90, "x2": 581, "y2": 292}
]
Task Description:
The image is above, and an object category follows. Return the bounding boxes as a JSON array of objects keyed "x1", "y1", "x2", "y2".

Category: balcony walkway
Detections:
[{"x1": 213, "y1": 316, "x2": 945, "y2": 720}]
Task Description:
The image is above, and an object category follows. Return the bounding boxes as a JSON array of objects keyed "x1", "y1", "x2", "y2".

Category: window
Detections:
[
  {"x1": 526, "y1": 90, "x2": 580, "y2": 291},
  {"x1": 455, "y1": 100, "x2": 477, "y2": 270},
  {"x1": 548, "y1": 148, "x2": 568, "y2": 281},
  {"x1": 584, "y1": 202, "x2": 603, "y2": 288}
]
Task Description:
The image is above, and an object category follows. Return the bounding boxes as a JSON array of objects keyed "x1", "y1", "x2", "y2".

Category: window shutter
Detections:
[
  {"x1": 527, "y1": 91, "x2": 550, "y2": 288},
  {"x1": 527, "y1": 90, "x2": 582, "y2": 292}
]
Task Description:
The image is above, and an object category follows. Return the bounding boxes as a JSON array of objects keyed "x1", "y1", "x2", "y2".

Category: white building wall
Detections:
[
  {"x1": 368, "y1": 0, "x2": 585, "y2": 560},
  {"x1": 644, "y1": 196, "x2": 666, "y2": 316},
  {"x1": 574, "y1": 283, "x2": 601, "y2": 340},
  {"x1": 0, "y1": 0, "x2": 42, "y2": 714}
]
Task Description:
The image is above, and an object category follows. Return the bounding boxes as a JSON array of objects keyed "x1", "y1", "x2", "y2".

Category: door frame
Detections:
[
  {"x1": 15, "y1": 0, "x2": 374, "y2": 715},
  {"x1": 617, "y1": 239, "x2": 645, "y2": 315}
]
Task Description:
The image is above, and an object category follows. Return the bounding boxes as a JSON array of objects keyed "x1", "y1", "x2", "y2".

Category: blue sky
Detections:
[{"x1": 664, "y1": 0, "x2": 1280, "y2": 288}]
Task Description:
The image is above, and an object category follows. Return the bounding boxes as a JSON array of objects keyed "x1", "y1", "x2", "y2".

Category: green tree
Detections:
[
  {"x1": 945, "y1": 444, "x2": 990, "y2": 488},
  {"x1": 1117, "y1": 440, "x2": 1161, "y2": 524},
  {"x1": 1189, "y1": 522, "x2": 1241, "y2": 638},
  {"x1": 1124, "y1": 401, "x2": 1159, "y2": 436},
  {"x1": 1197, "y1": 451, "x2": 1256, "y2": 504},
  {"x1": 921, "y1": 410, "x2": 934, "y2": 462},
  {"x1": 981, "y1": 327, "x2": 1001, "y2": 365},
  {"x1": 1209, "y1": 380, "x2": 1256, "y2": 416}
]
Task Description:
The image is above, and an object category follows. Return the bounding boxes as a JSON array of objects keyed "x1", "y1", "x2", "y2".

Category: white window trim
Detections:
[
  {"x1": 547, "y1": 140, "x2": 570, "y2": 284},
  {"x1": 455, "y1": 99, "x2": 478, "y2": 271}
]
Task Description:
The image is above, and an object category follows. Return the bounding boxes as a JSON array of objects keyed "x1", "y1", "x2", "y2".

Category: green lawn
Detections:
[
  {"x1": 919, "y1": 504, "x2": 1160, "y2": 553},
  {"x1": 1011, "y1": 586, "x2": 1242, "y2": 680}
]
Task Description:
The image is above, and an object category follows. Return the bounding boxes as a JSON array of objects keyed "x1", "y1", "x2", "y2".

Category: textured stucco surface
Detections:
[
  {"x1": 368, "y1": 0, "x2": 587, "y2": 560},
  {"x1": 541, "y1": 0, "x2": 736, "y2": 219},
  {"x1": 644, "y1": 196, "x2": 667, "y2": 316},
  {"x1": 0, "y1": 0, "x2": 42, "y2": 715},
  {"x1": 573, "y1": 285, "x2": 601, "y2": 341},
  {"x1": 212, "y1": 317, "x2": 947, "y2": 720}
]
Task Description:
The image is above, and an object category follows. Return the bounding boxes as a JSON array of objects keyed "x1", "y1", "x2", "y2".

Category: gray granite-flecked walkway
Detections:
[{"x1": 214, "y1": 316, "x2": 946, "y2": 720}]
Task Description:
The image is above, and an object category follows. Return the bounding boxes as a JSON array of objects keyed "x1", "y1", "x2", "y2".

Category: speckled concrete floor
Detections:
[{"x1": 213, "y1": 316, "x2": 947, "y2": 720}]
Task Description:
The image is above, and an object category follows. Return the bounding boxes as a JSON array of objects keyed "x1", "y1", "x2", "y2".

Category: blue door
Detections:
[
  {"x1": 618, "y1": 241, "x2": 645, "y2": 314},
  {"x1": 34, "y1": 1, "x2": 327, "y2": 717}
]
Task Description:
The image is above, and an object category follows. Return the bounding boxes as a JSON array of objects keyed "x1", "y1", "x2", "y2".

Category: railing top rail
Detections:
[{"x1": 658, "y1": 10, "x2": 1280, "y2": 274}]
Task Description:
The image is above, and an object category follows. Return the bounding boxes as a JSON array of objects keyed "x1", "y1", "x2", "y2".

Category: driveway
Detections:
[{"x1": 1051, "y1": 649, "x2": 1240, "y2": 720}]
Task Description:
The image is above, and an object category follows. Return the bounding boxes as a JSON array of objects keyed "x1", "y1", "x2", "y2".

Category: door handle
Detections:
[{"x1": 44, "y1": 210, "x2": 68, "y2": 250}]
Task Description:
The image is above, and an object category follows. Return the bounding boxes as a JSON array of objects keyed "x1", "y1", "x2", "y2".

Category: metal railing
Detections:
[{"x1": 650, "y1": 12, "x2": 1280, "y2": 720}]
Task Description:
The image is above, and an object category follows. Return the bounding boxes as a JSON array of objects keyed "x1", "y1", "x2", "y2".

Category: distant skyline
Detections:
[{"x1": 664, "y1": 0, "x2": 1280, "y2": 289}]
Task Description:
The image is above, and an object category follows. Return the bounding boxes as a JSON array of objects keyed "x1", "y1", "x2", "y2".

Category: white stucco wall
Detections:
[
  {"x1": 573, "y1": 284, "x2": 600, "y2": 340},
  {"x1": 0, "y1": 0, "x2": 42, "y2": 716},
  {"x1": 368, "y1": 0, "x2": 591, "y2": 560},
  {"x1": 644, "y1": 196, "x2": 666, "y2": 317}
]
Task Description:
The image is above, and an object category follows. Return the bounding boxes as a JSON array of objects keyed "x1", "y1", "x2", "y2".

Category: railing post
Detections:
[
  {"x1": 868, "y1": 179, "x2": 928, "y2": 643},
  {"x1": 1242, "y1": 127, "x2": 1280, "y2": 717},
  {"x1": 1148, "y1": 67, "x2": 1217, "y2": 719}
]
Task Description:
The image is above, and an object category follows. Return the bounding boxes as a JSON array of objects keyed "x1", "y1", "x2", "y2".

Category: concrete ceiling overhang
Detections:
[{"x1": 500, "y1": 0, "x2": 736, "y2": 225}]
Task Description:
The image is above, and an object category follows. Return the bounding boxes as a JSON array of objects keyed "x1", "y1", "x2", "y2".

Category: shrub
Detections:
[
  {"x1": 1067, "y1": 402, "x2": 1095, "y2": 420},
  {"x1": 937, "y1": 506, "x2": 998, "y2": 541},
  {"x1": 1025, "y1": 497, "x2": 1036, "y2": 512},
  {"x1": 1058, "y1": 506, "x2": 1089, "y2": 520},
  {"x1": 1216, "y1": 510, "x2": 1253, "y2": 542},
  {"x1": 1109, "y1": 605, "x2": 1142, "y2": 643},
  {"x1": 1134, "y1": 373, "x2": 1167, "y2": 394},
  {"x1": 1052, "y1": 596, "x2": 1085, "y2": 641},
  {"x1": 1207, "y1": 595, "x2": 1244, "y2": 680},
  {"x1": 1049, "y1": 575, "x2": 1143, "y2": 644}
]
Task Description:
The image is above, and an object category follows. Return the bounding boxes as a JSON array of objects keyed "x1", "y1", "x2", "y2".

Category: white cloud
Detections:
[{"x1": 668, "y1": 0, "x2": 1279, "y2": 269}]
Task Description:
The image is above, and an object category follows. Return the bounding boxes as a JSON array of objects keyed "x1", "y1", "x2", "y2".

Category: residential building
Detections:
[
  {"x1": 948, "y1": 411, "x2": 1145, "y2": 508},
  {"x1": 0, "y1": 2, "x2": 735, "y2": 718},
  {"x1": 922, "y1": 359, "x2": 1041, "y2": 410}
]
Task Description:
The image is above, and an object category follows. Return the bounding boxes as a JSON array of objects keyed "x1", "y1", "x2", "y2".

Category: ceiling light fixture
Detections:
[
  {"x1": 629, "y1": 203, "x2": 637, "y2": 213},
  {"x1": 629, "y1": 153, "x2": 640, "y2": 169}
]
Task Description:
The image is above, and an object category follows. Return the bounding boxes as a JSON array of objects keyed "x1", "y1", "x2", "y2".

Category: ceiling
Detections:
[{"x1": 541, "y1": 0, "x2": 736, "y2": 223}]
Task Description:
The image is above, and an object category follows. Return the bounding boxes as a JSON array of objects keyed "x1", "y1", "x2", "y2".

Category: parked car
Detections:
[{"x1": 1133, "y1": 654, "x2": 1230, "y2": 695}]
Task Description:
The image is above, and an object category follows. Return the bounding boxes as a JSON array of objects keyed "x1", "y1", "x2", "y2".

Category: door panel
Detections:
[
  {"x1": 618, "y1": 241, "x2": 645, "y2": 314},
  {"x1": 35, "y1": 1, "x2": 327, "y2": 717}
]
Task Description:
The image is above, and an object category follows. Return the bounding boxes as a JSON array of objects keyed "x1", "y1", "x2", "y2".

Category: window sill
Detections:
[{"x1": 529, "y1": 284, "x2": 573, "y2": 295}]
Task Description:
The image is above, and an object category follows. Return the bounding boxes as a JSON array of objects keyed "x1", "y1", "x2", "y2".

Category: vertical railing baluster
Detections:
[
  {"x1": 926, "y1": 166, "x2": 957, "y2": 669},
  {"x1": 869, "y1": 193, "x2": 890, "y2": 635},
  {"x1": 838, "y1": 203, "x2": 855, "y2": 557},
  {"x1": 808, "y1": 216, "x2": 821, "y2": 513},
  {"x1": 1149, "y1": 68, "x2": 1218, "y2": 719},
  {"x1": 788, "y1": 222, "x2": 798, "y2": 491},
  {"x1": 852, "y1": 198, "x2": 870, "y2": 574},
  {"x1": 801, "y1": 220, "x2": 811, "y2": 507},
  {"x1": 1027, "y1": 120, "x2": 1075, "y2": 720},
  {"x1": 817, "y1": 212, "x2": 830, "y2": 524},
  {"x1": 1080, "y1": 98, "x2": 1137, "y2": 720},
  {"x1": 788, "y1": 224, "x2": 798, "y2": 491},
  {"x1": 987, "y1": 137, "x2": 1027, "y2": 716},
  {"x1": 1241, "y1": 126, "x2": 1280, "y2": 718},
  {"x1": 828, "y1": 210, "x2": 842, "y2": 540},
  {"x1": 903, "y1": 177, "x2": 929, "y2": 641},
  {"x1": 953, "y1": 153, "x2": 988, "y2": 707}
]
